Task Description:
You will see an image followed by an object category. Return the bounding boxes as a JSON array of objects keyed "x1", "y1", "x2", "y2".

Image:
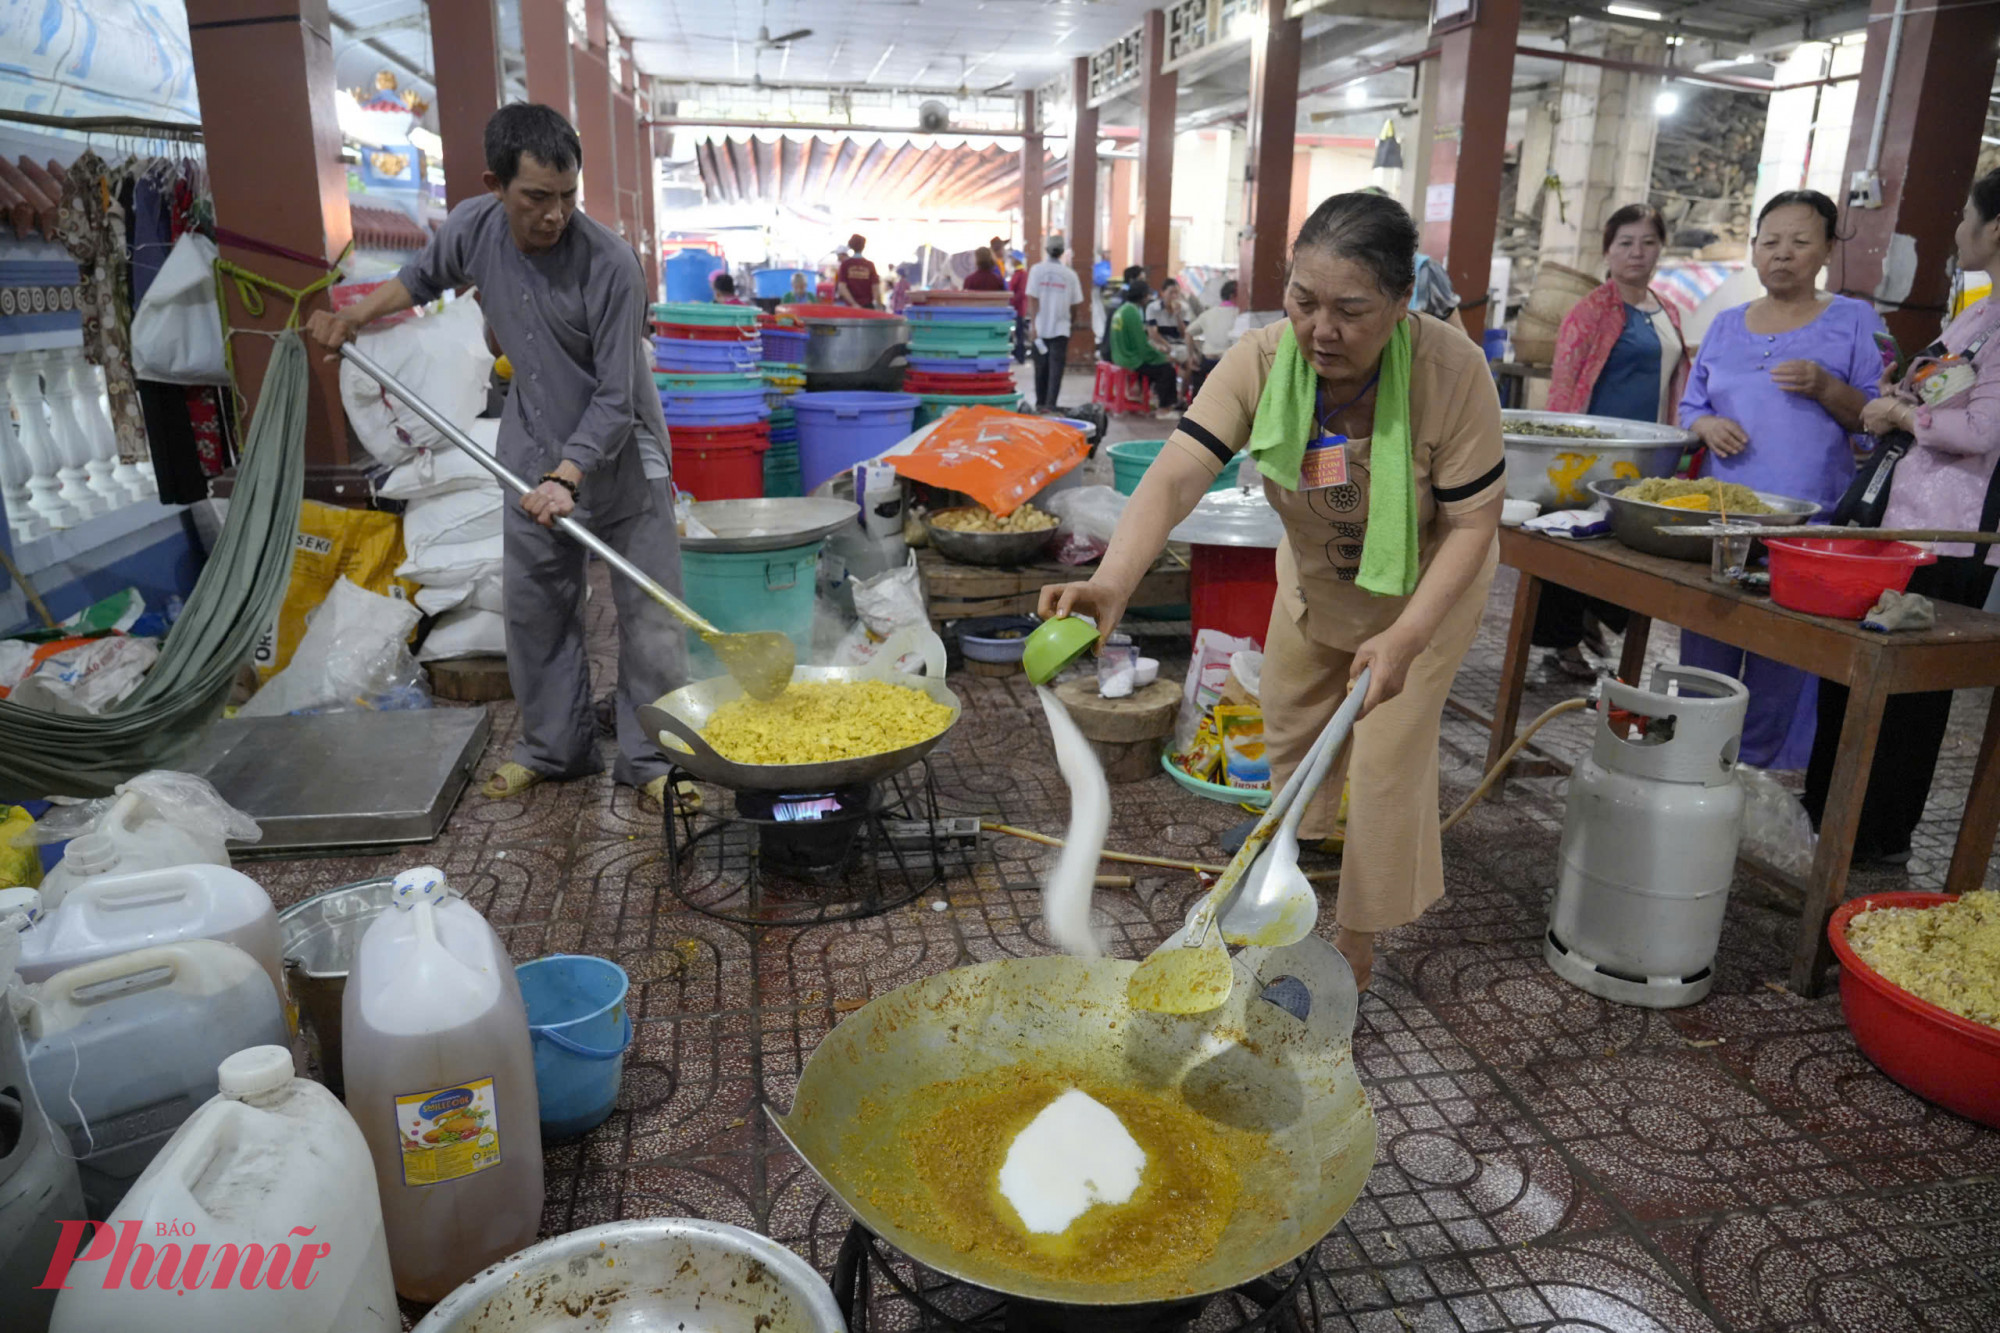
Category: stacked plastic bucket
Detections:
[
  {"x1": 652, "y1": 302, "x2": 768, "y2": 500},
  {"x1": 759, "y1": 314, "x2": 809, "y2": 498},
  {"x1": 905, "y1": 291, "x2": 1023, "y2": 426}
]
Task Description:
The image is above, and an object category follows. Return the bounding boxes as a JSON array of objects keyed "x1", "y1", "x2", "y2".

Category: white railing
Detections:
[{"x1": 1, "y1": 347, "x2": 153, "y2": 543}]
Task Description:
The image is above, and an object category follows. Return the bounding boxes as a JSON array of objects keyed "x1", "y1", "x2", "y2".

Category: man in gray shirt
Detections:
[{"x1": 308, "y1": 103, "x2": 689, "y2": 810}]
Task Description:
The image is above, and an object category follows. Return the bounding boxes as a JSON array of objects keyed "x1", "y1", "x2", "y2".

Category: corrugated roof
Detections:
[{"x1": 694, "y1": 135, "x2": 1064, "y2": 215}]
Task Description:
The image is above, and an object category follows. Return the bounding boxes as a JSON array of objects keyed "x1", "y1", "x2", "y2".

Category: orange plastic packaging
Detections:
[{"x1": 887, "y1": 408, "x2": 1088, "y2": 517}]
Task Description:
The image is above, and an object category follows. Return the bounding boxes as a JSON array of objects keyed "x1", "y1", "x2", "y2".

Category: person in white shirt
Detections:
[
  {"x1": 1024, "y1": 236, "x2": 1086, "y2": 410},
  {"x1": 1184, "y1": 278, "x2": 1240, "y2": 394}
]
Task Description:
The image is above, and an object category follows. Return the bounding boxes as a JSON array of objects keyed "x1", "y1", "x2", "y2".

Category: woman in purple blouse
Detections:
[{"x1": 1676, "y1": 190, "x2": 1891, "y2": 769}]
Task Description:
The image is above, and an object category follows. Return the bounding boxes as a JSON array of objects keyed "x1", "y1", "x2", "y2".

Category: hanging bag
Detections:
[
  {"x1": 1833, "y1": 323, "x2": 1995, "y2": 527},
  {"x1": 130, "y1": 232, "x2": 231, "y2": 384}
]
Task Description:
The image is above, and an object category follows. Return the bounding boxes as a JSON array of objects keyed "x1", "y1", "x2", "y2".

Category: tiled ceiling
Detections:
[{"x1": 610, "y1": 0, "x2": 1164, "y2": 92}]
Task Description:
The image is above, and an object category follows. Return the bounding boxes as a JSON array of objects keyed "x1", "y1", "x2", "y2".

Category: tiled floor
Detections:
[{"x1": 255, "y1": 372, "x2": 2000, "y2": 1330}]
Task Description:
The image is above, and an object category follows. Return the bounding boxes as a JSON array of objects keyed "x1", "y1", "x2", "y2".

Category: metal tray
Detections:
[
  {"x1": 681, "y1": 497, "x2": 859, "y2": 552},
  {"x1": 1588, "y1": 478, "x2": 1819, "y2": 561}
]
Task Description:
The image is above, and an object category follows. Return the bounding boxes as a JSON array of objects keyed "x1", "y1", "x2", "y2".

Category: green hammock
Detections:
[{"x1": 0, "y1": 331, "x2": 308, "y2": 800}]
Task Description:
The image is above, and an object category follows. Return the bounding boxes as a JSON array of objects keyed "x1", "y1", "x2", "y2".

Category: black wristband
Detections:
[{"x1": 540, "y1": 472, "x2": 579, "y2": 497}]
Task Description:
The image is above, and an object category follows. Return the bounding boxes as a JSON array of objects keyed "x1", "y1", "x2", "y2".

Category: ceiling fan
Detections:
[{"x1": 757, "y1": 24, "x2": 812, "y2": 46}]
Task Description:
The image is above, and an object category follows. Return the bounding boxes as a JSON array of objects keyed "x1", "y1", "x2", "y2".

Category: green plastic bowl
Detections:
[
  {"x1": 1022, "y1": 617, "x2": 1100, "y2": 685},
  {"x1": 1160, "y1": 752, "x2": 1272, "y2": 809}
]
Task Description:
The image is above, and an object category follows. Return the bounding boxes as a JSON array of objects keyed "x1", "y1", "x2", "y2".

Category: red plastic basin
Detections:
[
  {"x1": 1828, "y1": 891, "x2": 2000, "y2": 1129},
  {"x1": 1764, "y1": 536, "x2": 1936, "y2": 620}
]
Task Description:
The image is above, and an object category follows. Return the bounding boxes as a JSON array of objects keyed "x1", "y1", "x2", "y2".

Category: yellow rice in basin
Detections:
[
  {"x1": 1846, "y1": 890, "x2": 2000, "y2": 1030},
  {"x1": 702, "y1": 679, "x2": 953, "y2": 765}
]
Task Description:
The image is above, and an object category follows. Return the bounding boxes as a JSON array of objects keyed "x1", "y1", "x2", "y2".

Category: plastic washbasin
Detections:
[
  {"x1": 1161, "y1": 752, "x2": 1272, "y2": 809},
  {"x1": 1828, "y1": 892, "x2": 2000, "y2": 1129},
  {"x1": 1109, "y1": 438, "x2": 1244, "y2": 495},
  {"x1": 1765, "y1": 537, "x2": 1936, "y2": 620}
]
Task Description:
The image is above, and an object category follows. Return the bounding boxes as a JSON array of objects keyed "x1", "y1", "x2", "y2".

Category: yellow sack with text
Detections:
[{"x1": 254, "y1": 501, "x2": 419, "y2": 681}]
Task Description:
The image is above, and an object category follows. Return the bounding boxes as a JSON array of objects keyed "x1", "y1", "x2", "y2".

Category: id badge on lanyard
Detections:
[{"x1": 1300, "y1": 433, "x2": 1350, "y2": 490}]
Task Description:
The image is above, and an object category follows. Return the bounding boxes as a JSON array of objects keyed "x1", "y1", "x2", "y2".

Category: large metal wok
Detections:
[
  {"x1": 1501, "y1": 409, "x2": 1695, "y2": 510},
  {"x1": 636, "y1": 657, "x2": 960, "y2": 792},
  {"x1": 771, "y1": 937, "x2": 1376, "y2": 1306}
]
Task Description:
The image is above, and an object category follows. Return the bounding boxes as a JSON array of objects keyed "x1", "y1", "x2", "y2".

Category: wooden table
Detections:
[
  {"x1": 1492, "y1": 528, "x2": 2000, "y2": 994},
  {"x1": 915, "y1": 547, "x2": 1190, "y2": 632}
]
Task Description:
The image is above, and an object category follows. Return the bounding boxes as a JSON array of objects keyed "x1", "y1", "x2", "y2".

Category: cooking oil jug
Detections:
[
  {"x1": 37, "y1": 789, "x2": 231, "y2": 912},
  {"x1": 0, "y1": 915, "x2": 85, "y2": 1333},
  {"x1": 49, "y1": 1045, "x2": 398, "y2": 1333},
  {"x1": 24, "y1": 940, "x2": 288, "y2": 1216},
  {"x1": 341, "y1": 866, "x2": 542, "y2": 1302}
]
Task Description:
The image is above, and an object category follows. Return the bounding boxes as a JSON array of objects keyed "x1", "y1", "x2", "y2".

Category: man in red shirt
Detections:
[{"x1": 835, "y1": 234, "x2": 881, "y2": 309}]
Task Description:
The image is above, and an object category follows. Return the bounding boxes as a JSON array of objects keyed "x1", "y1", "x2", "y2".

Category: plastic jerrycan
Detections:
[
  {"x1": 25, "y1": 940, "x2": 289, "y2": 1217},
  {"x1": 49, "y1": 1045, "x2": 398, "y2": 1333},
  {"x1": 15, "y1": 865, "x2": 287, "y2": 1019},
  {"x1": 0, "y1": 919, "x2": 86, "y2": 1333},
  {"x1": 342, "y1": 866, "x2": 542, "y2": 1302},
  {"x1": 38, "y1": 790, "x2": 230, "y2": 912}
]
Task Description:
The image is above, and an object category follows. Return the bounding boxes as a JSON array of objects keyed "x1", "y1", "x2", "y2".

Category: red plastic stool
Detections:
[{"x1": 1093, "y1": 362, "x2": 1150, "y2": 415}]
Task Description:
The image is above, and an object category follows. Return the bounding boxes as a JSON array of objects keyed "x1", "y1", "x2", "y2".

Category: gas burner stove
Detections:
[
  {"x1": 830, "y1": 1224, "x2": 1325, "y2": 1333},
  {"x1": 663, "y1": 759, "x2": 956, "y2": 926}
]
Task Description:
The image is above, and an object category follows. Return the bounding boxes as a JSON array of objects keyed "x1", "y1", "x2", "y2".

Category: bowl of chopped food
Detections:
[
  {"x1": 924, "y1": 503, "x2": 1060, "y2": 567},
  {"x1": 638, "y1": 666, "x2": 961, "y2": 791},
  {"x1": 1501, "y1": 410, "x2": 1695, "y2": 510},
  {"x1": 1829, "y1": 890, "x2": 2000, "y2": 1129},
  {"x1": 1588, "y1": 477, "x2": 1821, "y2": 561}
]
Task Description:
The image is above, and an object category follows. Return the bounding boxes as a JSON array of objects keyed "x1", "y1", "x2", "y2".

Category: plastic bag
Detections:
[
  {"x1": 338, "y1": 297, "x2": 494, "y2": 467},
  {"x1": 403, "y1": 488, "x2": 503, "y2": 553},
  {"x1": 1737, "y1": 766, "x2": 1817, "y2": 879},
  {"x1": 130, "y1": 232, "x2": 230, "y2": 384},
  {"x1": 377, "y1": 420, "x2": 503, "y2": 500},
  {"x1": 5, "y1": 636, "x2": 160, "y2": 715},
  {"x1": 1216, "y1": 703, "x2": 1270, "y2": 790},
  {"x1": 0, "y1": 807, "x2": 42, "y2": 888},
  {"x1": 885, "y1": 408, "x2": 1089, "y2": 517},
  {"x1": 413, "y1": 568, "x2": 504, "y2": 617},
  {"x1": 241, "y1": 577, "x2": 427, "y2": 717},
  {"x1": 21, "y1": 770, "x2": 261, "y2": 846},
  {"x1": 1046, "y1": 485, "x2": 1128, "y2": 565},
  {"x1": 1176, "y1": 629, "x2": 1259, "y2": 750},
  {"x1": 254, "y1": 501, "x2": 420, "y2": 682},
  {"x1": 417, "y1": 606, "x2": 506, "y2": 662},
  {"x1": 852, "y1": 552, "x2": 927, "y2": 639}
]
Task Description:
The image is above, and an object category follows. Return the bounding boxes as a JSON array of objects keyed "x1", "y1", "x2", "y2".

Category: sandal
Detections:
[
  {"x1": 641, "y1": 776, "x2": 703, "y2": 814},
  {"x1": 482, "y1": 762, "x2": 545, "y2": 800}
]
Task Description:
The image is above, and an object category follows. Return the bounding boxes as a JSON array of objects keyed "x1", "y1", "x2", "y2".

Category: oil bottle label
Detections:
[{"x1": 394, "y1": 1077, "x2": 502, "y2": 1186}]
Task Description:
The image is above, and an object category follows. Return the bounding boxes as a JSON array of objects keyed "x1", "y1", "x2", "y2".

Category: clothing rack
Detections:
[{"x1": 0, "y1": 108, "x2": 203, "y2": 141}]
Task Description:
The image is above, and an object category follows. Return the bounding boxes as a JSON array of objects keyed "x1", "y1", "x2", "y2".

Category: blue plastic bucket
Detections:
[
  {"x1": 791, "y1": 391, "x2": 920, "y2": 494},
  {"x1": 753, "y1": 267, "x2": 815, "y2": 299},
  {"x1": 661, "y1": 387, "x2": 769, "y2": 414},
  {"x1": 663, "y1": 401, "x2": 770, "y2": 428},
  {"x1": 909, "y1": 354, "x2": 1014, "y2": 374},
  {"x1": 682, "y1": 540, "x2": 822, "y2": 679},
  {"x1": 654, "y1": 336, "x2": 761, "y2": 372},
  {"x1": 762, "y1": 327, "x2": 809, "y2": 362},
  {"x1": 517, "y1": 955, "x2": 631, "y2": 1138},
  {"x1": 664, "y1": 250, "x2": 725, "y2": 304}
]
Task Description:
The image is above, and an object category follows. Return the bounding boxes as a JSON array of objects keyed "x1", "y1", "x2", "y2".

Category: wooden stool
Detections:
[{"x1": 1053, "y1": 678, "x2": 1181, "y2": 784}]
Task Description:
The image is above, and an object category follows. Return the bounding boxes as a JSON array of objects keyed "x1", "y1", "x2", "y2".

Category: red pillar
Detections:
[
  {"x1": 428, "y1": 0, "x2": 503, "y2": 209},
  {"x1": 1420, "y1": 0, "x2": 1520, "y2": 338},
  {"x1": 185, "y1": 0, "x2": 351, "y2": 466},
  {"x1": 1838, "y1": 0, "x2": 2000, "y2": 352},
  {"x1": 571, "y1": 0, "x2": 618, "y2": 221},
  {"x1": 629, "y1": 45, "x2": 659, "y2": 298},
  {"x1": 1020, "y1": 91, "x2": 1044, "y2": 265},
  {"x1": 1065, "y1": 57, "x2": 1099, "y2": 368},
  {"x1": 1237, "y1": 0, "x2": 1302, "y2": 311},
  {"x1": 1110, "y1": 158, "x2": 1134, "y2": 272},
  {"x1": 1138, "y1": 10, "x2": 1177, "y2": 289},
  {"x1": 521, "y1": 0, "x2": 572, "y2": 120},
  {"x1": 613, "y1": 50, "x2": 639, "y2": 243}
]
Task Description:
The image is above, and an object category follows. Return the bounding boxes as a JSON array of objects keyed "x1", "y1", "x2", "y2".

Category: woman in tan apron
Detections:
[{"x1": 1040, "y1": 192, "x2": 1506, "y2": 989}]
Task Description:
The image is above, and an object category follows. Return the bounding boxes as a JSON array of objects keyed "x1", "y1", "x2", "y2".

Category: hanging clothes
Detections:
[{"x1": 56, "y1": 150, "x2": 148, "y2": 464}]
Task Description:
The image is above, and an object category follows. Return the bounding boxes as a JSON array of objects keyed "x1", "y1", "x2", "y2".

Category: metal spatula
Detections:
[
  {"x1": 1127, "y1": 669, "x2": 1370, "y2": 1014},
  {"x1": 341, "y1": 345, "x2": 796, "y2": 700}
]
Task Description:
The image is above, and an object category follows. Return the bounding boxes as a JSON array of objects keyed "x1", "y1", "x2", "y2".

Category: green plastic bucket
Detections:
[
  {"x1": 1108, "y1": 439, "x2": 1244, "y2": 495},
  {"x1": 913, "y1": 392, "x2": 1024, "y2": 428},
  {"x1": 680, "y1": 540, "x2": 821, "y2": 681}
]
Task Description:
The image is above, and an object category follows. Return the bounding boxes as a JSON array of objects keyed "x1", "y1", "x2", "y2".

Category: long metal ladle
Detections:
[{"x1": 341, "y1": 345, "x2": 796, "y2": 700}]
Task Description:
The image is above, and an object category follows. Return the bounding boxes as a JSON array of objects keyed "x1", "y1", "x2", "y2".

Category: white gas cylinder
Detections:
[
  {"x1": 49, "y1": 1045, "x2": 398, "y2": 1333},
  {"x1": 37, "y1": 790, "x2": 231, "y2": 912},
  {"x1": 1546, "y1": 665, "x2": 1749, "y2": 1008},
  {"x1": 15, "y1": 864, "x2": 285, "y2": 1011},
  {"x1": 342, "y1": 866, "x2": 542, "y2": 1302},
  {"x1": 25, "y1": 940, "x2": 289, "y2": 1216}
]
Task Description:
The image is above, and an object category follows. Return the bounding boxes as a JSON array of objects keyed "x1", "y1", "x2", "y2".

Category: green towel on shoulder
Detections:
[{"x1": 1246, "y1": 319, "x2": 1418, "y2": 597}]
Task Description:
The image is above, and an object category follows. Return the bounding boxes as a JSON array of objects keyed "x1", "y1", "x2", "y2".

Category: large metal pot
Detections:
[
  {"x1": 1587, "y1": 478, "x2": 1820, "y2": 562},
  {"x1": 772, "y1": 937, "x2": 1376, "y2": 1306},
  {"x1": 792, "y1": 309, "x2": 910, "y2": 380},
  {"x1": 1501, "y1": 410, "x2": 1694, "y2": 510},
  {"x1": 923, "y1": 507, "x2": 1059, "y2": 566},
  {"x1": 411, "y1": 1219, "x2": 846, "y2": 1332},
  {"x1": 278, "y1": 876, "x2": 396, "y2": 1095}
]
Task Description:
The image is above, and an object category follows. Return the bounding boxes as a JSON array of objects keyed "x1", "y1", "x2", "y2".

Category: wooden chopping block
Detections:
[
  {"x1": 426, "y1": 655, "x2": 514, "y2": 702},
  {"x1": 1052, "y1": 678, "x2": 1180, "y2": 784}
]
